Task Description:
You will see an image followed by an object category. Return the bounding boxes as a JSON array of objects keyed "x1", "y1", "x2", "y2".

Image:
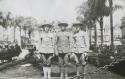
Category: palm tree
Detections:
[
  {"x1": 24, "y1": 17, "x2": 37, "y2": 39},
  {"x1": 0, "y1": 12, "x2": 4, "y2": 40},
  {"x1": 5, "y1": 12, "x2": 12, "y2": 41},
  {"x1": 15, "y1": 16, "x2": 25, "y2": 45},
  {"x1": 93, "y1": 0, "x2": 110, "y2": 48},
  {"x1": 121, "y1": 16, "x2": 125, "y2": 43},
  {"x1": 108, "y1": 0, "x2": 122, "y2": 51},
  {"x1": 109, "y1": 0, "x2": 114, "y2": 52},
  {"x1": 22, "y1": 25, "x2": 28, "y2": 37},
  {"x1": 0, "y1": 12, "x2": 12, "y2": 41},
  {"x1": 28, "y1": 27, "x2": 34, "y2": 39},
  {"x1": 11, "y1": 18, "x2": 17, "y2": 42},
  {"x1": 93, "y1": 24, "x2": 97, "y2": 46},
  {"x1": 78, "y1": 0, "x2": 122, "y2": 49}
]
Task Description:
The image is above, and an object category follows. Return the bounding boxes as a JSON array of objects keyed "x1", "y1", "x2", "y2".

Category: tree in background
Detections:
[
  {"x1": 23, "y1": 17, "x2": 37, "y2": 39},
  {"x1": 108, "y1": 0, "x2": 122, "y2": 52},
  {"x1": 15, "y1": 16, "x2": 25, "y2": 45},
  {"x1": 11, "y1": 18, "x2": 16, "y2": 42},
  {"x1": 0, "y1": 12, "x2": 12, "y2": 41},
  {"x1": 121, "y1": 16, "x2": 125, "y2": 44},
  {"x1": 88, "y1": 0, "x2": 110, "y2": 48},
  {"x1": 78, "y1": 0, "x2": 122, "y2": 50}
]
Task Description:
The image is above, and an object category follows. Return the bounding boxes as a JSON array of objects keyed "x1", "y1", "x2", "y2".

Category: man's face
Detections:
[
  {"x1": 40, "y1": 28, "x2": 43, "y2": 32},
  {"x1": 44, "y1": 26, "x2": 50, "y2": 32},
  {"x1": 77, "y1": 26, "x2": 80, "y2": 31},
  {"x1": 60, "y1": 26, "x2": 66, "y2": 31},
  {"x1": 72, "y1": 26, "x2": 77, "y2": 33}
]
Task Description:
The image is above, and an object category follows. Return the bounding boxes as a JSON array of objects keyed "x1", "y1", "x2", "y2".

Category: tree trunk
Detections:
[
  {"x1": 13, "y1": 26, "x2": 16, "y2": 42},
  {"x1": 3, "y1": 28, "x2": 4, "y2": 40},
  {"x1": 89, "y1": 28, "x2": 92, "y2": 47},
  {"x1": 94, "y1": 25, "x2": 97, "y2": 46},
  {"x1": 99, "y1": 17, "x2": 104, "y2": 48},
  {"x1": 109, "y1": 0, "x2": 114, "y2": 52},
  {"x1": 6, "y1": 27, "x2": 9, "y2": 41},
  {"x1": 20, "y1": 27, "x2": 21, "y2": 39},
  {"x1": 28, "y1": 31, "x2": 32, "y2": 39},
  {"x1": 28, "y1": 33, "x2": 31, "y2": 39},
  {"x1": 25, "y1": 30, "x2": 27, "y2": 37},
  {"x1": 19, "y1": 26, "x2": 22, "y2": 47}
]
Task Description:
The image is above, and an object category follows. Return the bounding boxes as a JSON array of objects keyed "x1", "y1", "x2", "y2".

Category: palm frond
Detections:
[{"x1": 113, "y1": 4, "x2": 123, "y2": 11}]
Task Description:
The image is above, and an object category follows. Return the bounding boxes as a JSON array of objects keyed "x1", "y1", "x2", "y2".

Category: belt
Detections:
[
  {"x1": 41, "y1": 53, "x2": 53, "y2": 59},
  {"x1": 75, "y1": 53, "x2": 82, "y2": 59},
  {"x1": 59, "y1": 53, "x2": 66, "y2": 59}
]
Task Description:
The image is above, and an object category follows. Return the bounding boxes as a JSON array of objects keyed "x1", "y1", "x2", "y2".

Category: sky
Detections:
[
  {"x1": 0, "y1": 0, "x2": 83, "y2": 23},
  {"x1": 0, "y1": 0, "x2": 124, "y2": 24}
]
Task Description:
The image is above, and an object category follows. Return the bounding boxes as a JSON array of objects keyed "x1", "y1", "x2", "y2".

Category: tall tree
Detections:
[
  {"x1": 15, "y1": 16, "x2": 25, "y2": 45},
  {"x1": 121, "y1": 16, "x2": 125, "y2": 44},
  {"x1": 0, "y1": 12, "x2": 12, "y2": 41},
  {"x1": 92, "y1": 0, "x2": 110, "y2": 48},
  {"x1": 23, "y1": 17, "x2": 37, "y2": 39},
  {"x1": 5, "y1": 12, "x2": 12, "y2": 41},
  {"x1": 108, "y1": 0, "x2": 122, "y2": 51},
  {"x1": 109, "y1": 0, "x2": 114, "y2": 52},
  {"x1": 78, "y1": 0, "x2": 122, "y2": 51},
  {"x1": 11, "y1": 18, "x2": 16, "y2": 42}
]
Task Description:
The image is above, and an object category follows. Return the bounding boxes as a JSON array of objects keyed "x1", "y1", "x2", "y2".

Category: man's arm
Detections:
[
  {"x1": 84, "y1": 32, "x2": 90, "y2": 51},
  {"x1": 37, "y1": 35, "x2": 42, "y2": 52},
  {"x1": 53, "y1": 34, "x2": 58, "y2": 56}
]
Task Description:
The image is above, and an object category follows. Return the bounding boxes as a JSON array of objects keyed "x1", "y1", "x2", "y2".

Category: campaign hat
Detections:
[{"x1": 58, "y1": 23, "x2": 68, "y2": 27}]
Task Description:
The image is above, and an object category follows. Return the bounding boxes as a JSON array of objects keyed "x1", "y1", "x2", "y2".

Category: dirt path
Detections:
[{"x1": 0, "y1": 63, "x2": 124, "y2": 79}]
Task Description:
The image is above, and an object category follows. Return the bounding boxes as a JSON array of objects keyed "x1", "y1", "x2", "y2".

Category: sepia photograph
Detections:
[{"x1": 0, "y1": 0, "x2": 125, "y2": 79}]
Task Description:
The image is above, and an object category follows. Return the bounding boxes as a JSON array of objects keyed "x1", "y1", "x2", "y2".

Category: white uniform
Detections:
[
  {"x1": 56, "y1": 31, "x2": 70, "y2": 53},
  {"x1": 70, "y1": 31, "x2": 89, "y2": 53},
  {"x1": 37, "y1": 32, "x2": 56, "y2": 66},
  {"x1": 38, "y1": 32, "x2": 56, "y2": 53},
  {"x1": 65, "y1": 31, "x2": 89, "y2": 66}
]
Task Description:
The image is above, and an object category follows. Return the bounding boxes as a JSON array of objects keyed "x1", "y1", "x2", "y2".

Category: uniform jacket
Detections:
[
  {"x1": 38, "y1": 32, "x2": 56, "y2": 53},
  {"x1": 70, "y1": 31, "x2": 89, "y2": 53},
  {"x1": 56, "y1": 31, "x2": 70, "y2": 53}
]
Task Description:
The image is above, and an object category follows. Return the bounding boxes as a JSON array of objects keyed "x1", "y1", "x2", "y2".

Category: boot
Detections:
[
  {"x1": 60, "y1": 72, "x2": 64, "y2": 79},
  {"x1": 43, "y1": 67, "x2": 47, "y2": 79},
  {"x1": 47, "y1": 67, "x2": 51, "y2": 79},
  {"x1": 76, "y1": 66, "x2": 80, "y2": 76},
  {"x1": 65, "y1": 72, "x2": 68, "y2": 79}
]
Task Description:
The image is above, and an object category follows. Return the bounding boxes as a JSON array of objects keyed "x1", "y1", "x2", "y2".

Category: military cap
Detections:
[
  {"x1": 58, "y1": 23, "x2": 68, "y2": 27},
  {"x1": 39, "y1": 25, "x2": 44, "y2": 31},
  {"x1": 42, "y1": 24, "x2": 53, "y2": 28},
  {"x1": 39, "y1": 25, "x2": 44, "y2": 28},
  {"x1": 72, "y1": 23, "x2": 83, "y2": 27}
]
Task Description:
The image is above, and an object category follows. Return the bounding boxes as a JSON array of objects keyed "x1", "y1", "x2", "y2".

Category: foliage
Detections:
[
  {"x1": 15, "y1": 16, "x2": 25, "y2": 27},
  {"x1": 0, "y1": 12, "x2": 12, "y2": 29},
  {"x1": 23, "y1": 17, "x2": 37, "y2": 38},
  {"x1": 78, "y1": 0, "x2": 122, "y2": 47},
  {"x1": 121, "y1": 16, "x2": 125, "y2": 26},
  {"x1": 78, "y1": 0, "x2": 110, "y2": 24}
]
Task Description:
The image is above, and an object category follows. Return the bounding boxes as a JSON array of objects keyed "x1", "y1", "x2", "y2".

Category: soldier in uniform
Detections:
[
  {"x1": 64, "y1": 23, "x2": 89, "y2": 76},
  {"x1": 37, "y1": 24, "x2": 56, "y2": 79},
  {"x1": 56, "y1": 23, "x2": 70, "y2": 79}
]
